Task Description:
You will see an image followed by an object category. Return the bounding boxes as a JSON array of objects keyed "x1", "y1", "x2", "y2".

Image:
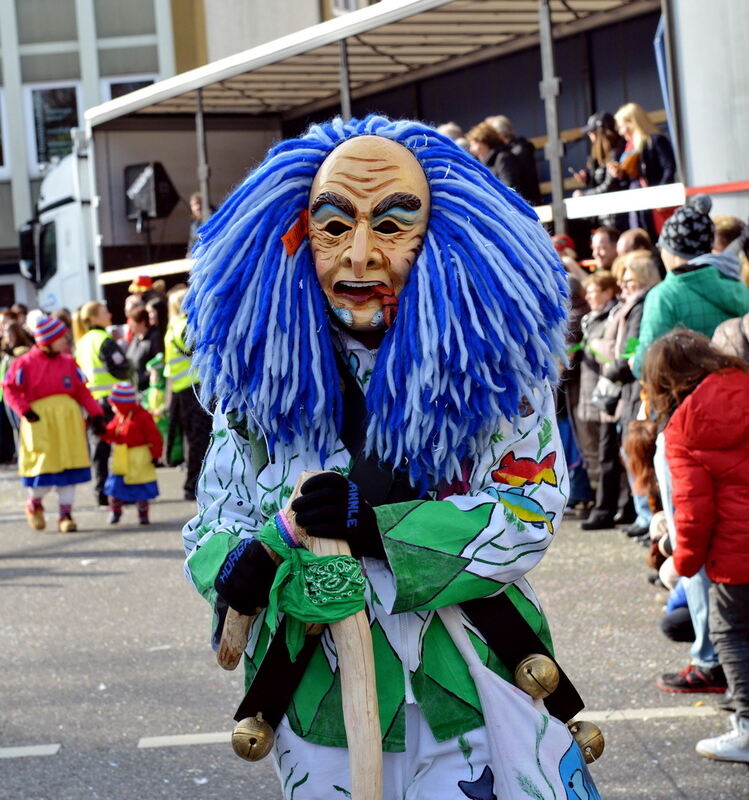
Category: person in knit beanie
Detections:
[
  {"x1": 98, "y1": 381, "x2": 162, "y2": 525},
  {"x1": 2, "y1": 316, "x2": 104, "y2": 532},
  {"x1": 657, "y1": 194, "x2": 714, "y2": 261},
  {"x1": 633, "y1": 195, "x2": 749, "y2": 379}
]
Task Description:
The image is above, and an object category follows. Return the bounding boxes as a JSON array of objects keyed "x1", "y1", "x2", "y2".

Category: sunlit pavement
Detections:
[{"x1": 1, "y1": 464, "x2": 746, "y2": 799}]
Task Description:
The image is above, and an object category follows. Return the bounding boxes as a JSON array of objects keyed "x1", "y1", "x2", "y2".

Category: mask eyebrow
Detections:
[
  {"x1": 310, "y1": 191, "x2": 356, "y2": 218},
  {"x1": 372, "y1": 192, "x2": 422, "y2": 218}
]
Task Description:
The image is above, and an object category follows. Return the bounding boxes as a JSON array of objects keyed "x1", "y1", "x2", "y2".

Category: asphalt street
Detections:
[{"x1": 1, "y1": 465, "x2": 747, "y2": 799}]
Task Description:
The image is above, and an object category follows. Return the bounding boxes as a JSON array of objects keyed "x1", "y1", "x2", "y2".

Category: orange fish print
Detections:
[{"x1": 491, "y1": 451, "x2": 557, "y2": 488}]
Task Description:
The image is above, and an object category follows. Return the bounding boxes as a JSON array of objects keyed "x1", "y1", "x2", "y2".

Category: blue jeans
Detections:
[
  {"x1": 633, "y1": 492, "x2": 653, "y2": 529},
  {"x1": 684, "y1": 568, "x2": 719, "y2": 669}
]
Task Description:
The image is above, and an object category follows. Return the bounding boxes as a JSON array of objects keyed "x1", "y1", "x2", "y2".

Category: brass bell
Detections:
[
  {"x1": 567, "y1": 720, "x2": 605, "y2": 764},
  {"x1": 232, "y1": 713, "x2": 275, "y2": 761},
  {"x1": 514, "y1": 654, "x2": 560, "y2": 699}
]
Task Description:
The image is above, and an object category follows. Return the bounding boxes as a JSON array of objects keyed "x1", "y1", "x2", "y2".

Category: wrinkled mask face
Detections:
[{"x1": 308, "y1": 136, "x2": 430, "y2": 331}]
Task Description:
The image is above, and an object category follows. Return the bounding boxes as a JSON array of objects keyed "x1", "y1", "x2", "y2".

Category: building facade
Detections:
[{"x1": 0, "y1": 0, "x2": 380, "y2": 308}]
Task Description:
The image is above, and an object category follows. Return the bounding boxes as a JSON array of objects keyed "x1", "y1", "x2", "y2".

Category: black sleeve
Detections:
[
  {"x1": 583, "y1": 168, "x2": 629, "y2": 196},
  {"x1": 653, "y1": 135, "x2": 676, "y2": 185},
  {"x1": 492, "y1": 151, "x2": 523, "y2": 190},
  {"x1": 99, "y1": 337, "x2": 132, "y2": 381}
]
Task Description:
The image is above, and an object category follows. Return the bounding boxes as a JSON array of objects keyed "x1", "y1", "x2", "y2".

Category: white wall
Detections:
[
  {"x1": 671, "y1": 0, "x2": 749, "y2": 218},
  {"x1": 203, "y1": 0, "x2": 322, "y2": 61}
]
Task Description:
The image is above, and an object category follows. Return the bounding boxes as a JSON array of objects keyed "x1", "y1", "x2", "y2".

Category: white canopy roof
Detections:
[{"x1": 86, "y1": 0, "x2": 655, "y2": 127}]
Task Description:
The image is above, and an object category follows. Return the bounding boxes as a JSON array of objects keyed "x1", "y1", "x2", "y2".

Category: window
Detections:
[
  {"x1": 101, "y1": 74, "x2": 157, "y2": 101},
  {"x1": 23, "y1": 81, "x2": 83, "y2": 176},
  {"x1": 38, "y1": 221, "x2": 58, "y2": 288}
]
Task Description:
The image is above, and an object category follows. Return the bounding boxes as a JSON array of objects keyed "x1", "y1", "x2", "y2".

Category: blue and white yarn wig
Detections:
[{"x1": 185, "y1": 114, "x2": 568, "y2": 488}]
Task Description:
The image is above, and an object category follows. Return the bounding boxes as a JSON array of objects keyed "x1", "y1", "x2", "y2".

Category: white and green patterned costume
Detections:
[{"x1": 183, "y1": 334, "x2": 569, "y2": 754}]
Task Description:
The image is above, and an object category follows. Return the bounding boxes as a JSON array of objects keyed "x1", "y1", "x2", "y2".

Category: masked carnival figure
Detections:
[{"x1": 182, "y1": 116, "x2": 602, "y2": 800}]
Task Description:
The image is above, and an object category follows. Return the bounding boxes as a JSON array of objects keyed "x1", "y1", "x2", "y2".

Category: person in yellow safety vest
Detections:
[
  {"x1": 164, "y1": 287, "x2": 212, "y2": 501},
  {"x1": 73, "y1": 301, "x2": 131, "y2": 506}
]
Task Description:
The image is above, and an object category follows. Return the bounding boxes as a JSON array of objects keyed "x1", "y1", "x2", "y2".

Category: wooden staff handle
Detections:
[
  {"x1": 217, "y1": 470, "x2": 384, "y2": 799},
  {"x1": 217, "y1": 543, "x2": 281, "y2": 671},
  {"x1": 287, "y1": 471, "x2": 383, "y2": 800},
  {"x1": 217, "y1": 608, "x2": 253, "y2": 671}
]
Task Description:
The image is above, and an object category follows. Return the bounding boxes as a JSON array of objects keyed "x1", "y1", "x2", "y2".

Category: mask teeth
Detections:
[{"x1": 370, "y1": 310, "x2": 385, "y2": 328}]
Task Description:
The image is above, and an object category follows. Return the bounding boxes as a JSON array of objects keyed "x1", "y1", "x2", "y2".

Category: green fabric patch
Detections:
[
  {"x1": 258, "y1": 524, "x2": 366, "y2": 661},
  {"x1": 419, "y1": 614, "x2": 482, "y2": 711},
  {"x1": 371, "y1": 619, "x2": 407, "y2": 740},
  {"x1": 377, "y1": 500, "x2": 502, "y2": 612},
  {"x1": 290, "y1": 643, "x2": 339, "y2": 739},
  {"x1": 411, "y1": 669, "x2": 484, "y2": 743},
  {"x1": 187, "y1": 531, "x2": 240, "y2": 598}
]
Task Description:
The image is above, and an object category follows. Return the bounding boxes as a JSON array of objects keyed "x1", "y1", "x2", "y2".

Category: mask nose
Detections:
[{"x1": 347, "y1": 222, "x2": 383, "y2": 278}]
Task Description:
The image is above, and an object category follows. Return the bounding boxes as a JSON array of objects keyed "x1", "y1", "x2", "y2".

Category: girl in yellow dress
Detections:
[{"x1": 3, "y1": 317, "x2": 105, "y2": 532}]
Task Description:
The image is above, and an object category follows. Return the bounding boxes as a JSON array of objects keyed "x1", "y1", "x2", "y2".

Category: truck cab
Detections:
[{"x1": 20, "y1": 129, "x2": 96, "y2": 313}]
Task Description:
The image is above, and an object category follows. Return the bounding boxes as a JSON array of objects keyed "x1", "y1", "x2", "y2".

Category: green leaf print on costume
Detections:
[
  {"x1": 458, "y1": 734, "x2": 474, "y2": 777},
  {"x1": 503, "y1": 504, "x2": 527, "y2": 533},
  {"x1": 536, "y1": 417, "x2": 553, "y2": 461}
]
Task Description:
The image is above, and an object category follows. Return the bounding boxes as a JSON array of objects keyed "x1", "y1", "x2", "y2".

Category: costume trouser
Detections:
[
  {"x1": 88, "y1": 401, "x2": 115, "y2": 500},
  {"x1": 709, "y1": 582, "x2": 749, "y2": 719},
  {"x1": 685, "y1": 568, "x2": 719, "y2": 670},
  {"x1": 28, "y1": 484, "x2": 75, "y2": 516},
  {"x1": 272, "y1": 704, "x2": 493, "y2": 800},
  {"x1": 170, "y1": 387, "x2": 212, "y2": 497}
]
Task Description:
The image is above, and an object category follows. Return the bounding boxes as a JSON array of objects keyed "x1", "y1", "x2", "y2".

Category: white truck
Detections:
[{"x1": 20, "y1": 130, "x2": 97, "y2": 313}]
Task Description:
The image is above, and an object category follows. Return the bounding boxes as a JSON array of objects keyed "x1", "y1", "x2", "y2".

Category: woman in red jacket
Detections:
[
  {"x1": 101, "y1": 382, "x2": 162, "y2": 525},
  {"x1": 644, "y1": 328, "x2": 749, "y2": 763}
]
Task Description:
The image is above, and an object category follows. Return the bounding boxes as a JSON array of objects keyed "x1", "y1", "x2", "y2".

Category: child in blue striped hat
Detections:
[
  {"x1": 3, "y1": 316, "x2": 104, "y2": 531},
  {"x1": 98, "y1": 381, "x2": 162, "y2": 524}
]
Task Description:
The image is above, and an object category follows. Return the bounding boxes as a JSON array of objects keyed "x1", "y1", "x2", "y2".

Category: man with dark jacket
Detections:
[{"x1": 487, "y1": 115, "x2": 542, "y2": 206}]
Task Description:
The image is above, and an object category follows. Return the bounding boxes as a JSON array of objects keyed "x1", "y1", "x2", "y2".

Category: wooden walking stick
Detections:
[{"x1": 218, "y1": 470, "x2": 383, "y2": 800}]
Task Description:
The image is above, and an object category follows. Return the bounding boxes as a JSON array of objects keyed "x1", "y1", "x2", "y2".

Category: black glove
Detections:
[
  {"x1": 90, "y1": 415, "x2": 106, "y2": 436},
  {"x1": 291, "y1": 472, "x2": 384, "y2": 559},
  {"x1": 214, "y1": 539, "x2": 277, "y2": 616},
  {"x1": 23, "y1": 410, "x2": 40, "y2": 423}
]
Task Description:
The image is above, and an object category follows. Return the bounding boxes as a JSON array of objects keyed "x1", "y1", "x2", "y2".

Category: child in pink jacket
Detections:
[{"x1": 3, "y1": 316, "x2": 104, "y2": 532}]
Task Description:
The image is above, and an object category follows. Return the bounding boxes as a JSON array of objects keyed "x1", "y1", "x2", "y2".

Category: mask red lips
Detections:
[
  {"x1": 331, "y1": 281, "x2": 399, "y2": 328},
  {"x1": 333, "y1": 280, "x2": 383, "y2": 304}
]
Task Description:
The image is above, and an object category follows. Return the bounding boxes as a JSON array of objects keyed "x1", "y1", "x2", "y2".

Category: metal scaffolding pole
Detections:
[
  {"x1": 195, "y1": 87, "x2": 211, "y2": 222},
  {"x1": 538, "y1": 0, "x2": 565, "y2": 233},
  {"x1": 339, "y1": 38, "x2": 352, "y2": 121}
]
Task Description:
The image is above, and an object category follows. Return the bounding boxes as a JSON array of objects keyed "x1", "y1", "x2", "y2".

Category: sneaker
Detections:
[
  {"x1": 696, "y1": 714, "x2": 749, "y2": 762},
  {"x1": 657, "y1": 664, "x2": 727, "y2": 694},
  {"x1": 626, "y1": 523, "x2": 650, "y2": 538},
  {"x1": 108, "y1": 510, "x2": 122, "y2": 525},
  {"x1": 138, "y1": 515, "x2": 150, "y2": 525},
  {"x1": 58, "y1": 517, "x2": 77, "y2": 533},
  {"x1": 25, "y1": 507, "x2": 46, "y2": 531}
]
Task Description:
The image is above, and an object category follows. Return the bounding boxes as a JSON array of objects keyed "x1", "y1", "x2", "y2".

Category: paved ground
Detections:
[{"x1": 1, "y1": 465, "x2": 747, "y2": 799}]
